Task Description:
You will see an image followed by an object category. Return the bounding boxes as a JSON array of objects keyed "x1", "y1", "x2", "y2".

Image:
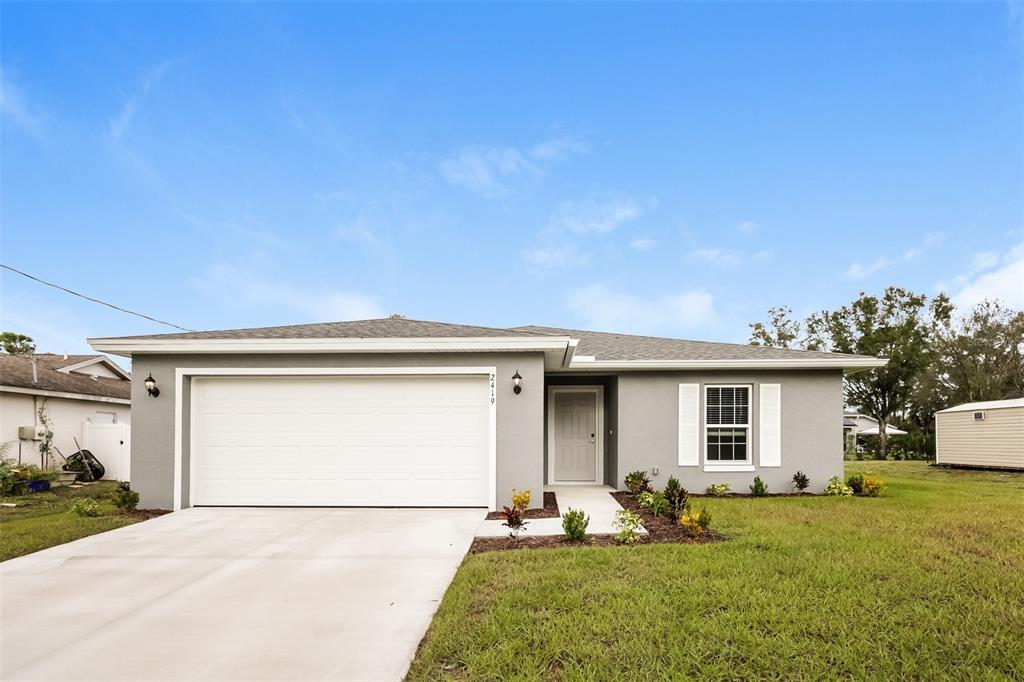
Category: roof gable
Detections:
[{"x1": 0, "y1": 354, "x2": 131, "y2": 401}]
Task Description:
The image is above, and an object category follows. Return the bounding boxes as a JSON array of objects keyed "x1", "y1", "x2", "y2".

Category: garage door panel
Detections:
[{"x1": 191, "y1": 375, "x2": 490, "y2": 507}]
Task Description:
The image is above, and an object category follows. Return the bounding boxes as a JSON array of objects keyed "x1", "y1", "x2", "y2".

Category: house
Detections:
[
  {"x1": 88, "y1": 318, "x2": 886, "y2": 510},
  {"x1": 842, "y1": 409, "x2": 907, "y2": 452},
  {"x1": 0, "y1": 353, "x2": 132, "y2": 479},
  {"x1": 935, "y1": 398, "x2": 1024, "y2": 471}
]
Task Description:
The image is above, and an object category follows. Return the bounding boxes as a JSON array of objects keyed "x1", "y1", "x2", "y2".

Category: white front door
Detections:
[
  {"x1": 550, "y1": 388, "x2": 601, "y2": 483},
  {"x1": 189, "y1": 374, "x2": 491, "y2": 507}
]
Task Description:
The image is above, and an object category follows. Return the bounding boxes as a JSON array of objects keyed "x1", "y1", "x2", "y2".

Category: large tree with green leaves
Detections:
[{"x1": 0, "y1": 332, "x2": 35, "y2": 356}]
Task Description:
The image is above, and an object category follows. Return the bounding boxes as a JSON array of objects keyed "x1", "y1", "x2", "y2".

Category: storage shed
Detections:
[{"x1": 935, "y1": 398, "x2": 1024, "y2": 470}]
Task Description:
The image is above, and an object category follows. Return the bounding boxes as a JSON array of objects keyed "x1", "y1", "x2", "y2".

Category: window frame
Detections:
[
  {"x1": 703, "y1": 383, "x2": 754, "y2": 470},
  {"x1": 973, "y1": 411, "x2": 986, "y2": 422}
]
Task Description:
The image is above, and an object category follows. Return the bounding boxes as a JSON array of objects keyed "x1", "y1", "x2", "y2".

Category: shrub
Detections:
[
  {"x1": 511, "y1": 488, "x2": 531, "y2": 512},
  {"x1": 613, "y1": 509, "x2": 643, "y2": 544},
  {"x1": 749, "y1": 476, "x2": 768, "y2": 497},
  {"x1": 678, "y1": 511, "x2": 702, "y2": 535},
  {"x1": 696, "y1": 507, "x2": 712, "y2": 530},
  {"x1": 705, "y1": 483, "x2": 731, "y2": 497},
  {"x1": 648, "y1": 491, "x2": 670, "y2": 518},
  {"x1": 111, "y1": 482, "x2": 140, "y2": 511},
  {"x1": 69, "y1": 498, "x2": 101, "y2": 517},
  {"x1": 636, "y1": 491, "x2": 655, "y2": 508},
  {"x1": 500, "y1": 505, "x2": 528, "y2": 541},
  {"x1": 792, "y1": 471, "x2": 810, "y2": 493},
  {"x1": 624, "y1": 470, "x2": 652, "y2": 495},
  {"x1": 850, "y1": 472, "x2": 885, "y2": 497},
  {"x1": 823, "y1": 476, "x2": 853, "y2": 496},
  {"x1": 847, "y1": 473, "x2": 865, "y2": 494},
  {"x1": 0, "y1": 458, "x2": 17, "y2": 496},
  {"x1": 561, "y1": 508, "x2": 589, "y2": 541},
  {"x1": 662, "y1": 476, "x2": 689, "y2": 519}
]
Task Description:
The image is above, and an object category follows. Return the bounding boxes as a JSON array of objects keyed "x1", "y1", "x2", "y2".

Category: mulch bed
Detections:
[
  {"x1": 129, "y1": 509, "x2": 172, "y2": 520},
  {"x1": 468, "y1": 492, "x2": 725, "y2": 554},
  {"x1": 484, "y1": 491, "x2": 559, "y2": 520}
]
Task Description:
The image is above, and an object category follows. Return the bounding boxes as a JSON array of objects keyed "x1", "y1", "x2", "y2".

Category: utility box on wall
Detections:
[{"x1": 18, "y1": 425, "x2": 42, "y2": 440}]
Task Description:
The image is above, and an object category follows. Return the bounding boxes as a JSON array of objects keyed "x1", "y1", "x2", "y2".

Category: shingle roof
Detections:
[
  {"x1": 102, "y1": 317, "x2": 553, "y2": 341},
  {"x1": 512, "y1": 325, "x2": 877, "y2": 362},
  {"x1": 0, "y1": 354, "x2": 131, "y2": 400}
]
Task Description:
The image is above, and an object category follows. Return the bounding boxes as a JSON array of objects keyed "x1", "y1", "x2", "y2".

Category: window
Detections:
[
  {"x1": 973, "y1": 411, "x2": 985, "y2": 422},
  {"x1": 93, "y1": 412, "x2": 116, "y2": 423},
  {"x1": 706, "y1": 385, "x2": 751, "y2": 462}
]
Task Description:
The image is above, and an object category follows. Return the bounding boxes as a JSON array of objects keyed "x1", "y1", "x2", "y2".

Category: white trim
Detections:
[
  {"x1": 56, "y1": 356, "x2": 132, "y2": 380},
  {"x1": 173, "y1": 366, "x2": 498, "y2": 512},
  {"x1": 704, "y1": 384, "x2": 753, "y2": 467},
  {"x1": 703, "y1": 464, "x2": 756, "y2": 473},
  {"x1": 90, "y1": 336, "x2": 571, "y2": 356},
  {"x1": 547, "y1": 385, "x2": 604, "y2": 485},
  {"x1": 677, "y1": 383, "x2": 700, "y2": 466},
  {"x1": 566, "y1": 357, "x2": 887, "y2": 371},
  {"x1": 0, "y1": 385, "x2": 131, "y2": 405},
  {"x1": 758, "y1": 383, "x2": 782, "y2": 467}
]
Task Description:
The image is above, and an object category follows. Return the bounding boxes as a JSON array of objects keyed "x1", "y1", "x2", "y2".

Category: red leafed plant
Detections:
[{"x1": 501, "y1": 505, "x2": 528, "y2": 541}]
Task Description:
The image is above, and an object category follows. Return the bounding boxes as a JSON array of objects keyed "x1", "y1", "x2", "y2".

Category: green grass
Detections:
[
  {"x1": 408, "y1": 462, "x2": 1024, "y2": 681},
  {"x1": 0, "y1": 481, "x2": 145, "y2": 562}
]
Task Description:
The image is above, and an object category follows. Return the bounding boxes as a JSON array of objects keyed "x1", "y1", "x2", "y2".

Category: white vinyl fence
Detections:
[{"x1": 80, "y1": 421, "x2": 131, "y2": 482}]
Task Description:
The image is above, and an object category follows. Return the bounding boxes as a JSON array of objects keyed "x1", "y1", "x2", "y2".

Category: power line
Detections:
[{"x1": 1, "y1": 264, "x2": 195, "y2": 332}]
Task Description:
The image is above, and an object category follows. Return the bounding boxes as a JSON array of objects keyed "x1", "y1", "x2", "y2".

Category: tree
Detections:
[
  {"x1": 804, "y1": 288, "x2": 933, "y2": 459},
  {"x1": 0, "y1": 332, "x2": 35, "y2": 356},
  {"x1": 749, "y1": 306, "x2": 801, "y2": 348}
]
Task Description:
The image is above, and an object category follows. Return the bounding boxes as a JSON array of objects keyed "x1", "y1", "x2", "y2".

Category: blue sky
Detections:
[{"x1": 2, "y1": 2, "x2": 1021, "y2": 357}]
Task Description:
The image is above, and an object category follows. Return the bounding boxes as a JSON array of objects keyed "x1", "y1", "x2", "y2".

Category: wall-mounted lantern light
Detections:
[
  {"x1": 144, "y1": 373, "x2": 160, "y2": 398},
  {"x1": 512, "y1": 370, "x2": 523, "y2": 395}
]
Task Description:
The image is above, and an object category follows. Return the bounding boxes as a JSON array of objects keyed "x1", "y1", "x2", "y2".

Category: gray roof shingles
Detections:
[
  {"x1": 0, "y1": 354, "x2": 131, "y2": 400},
  {"x1": 95, "y1": 317, "x2": 875, "y2": 363}
]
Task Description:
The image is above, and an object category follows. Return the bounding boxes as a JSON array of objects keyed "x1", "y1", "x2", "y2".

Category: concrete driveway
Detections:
[{"x1": 1, "y1": 507, "x2": 484, "y2": 681}]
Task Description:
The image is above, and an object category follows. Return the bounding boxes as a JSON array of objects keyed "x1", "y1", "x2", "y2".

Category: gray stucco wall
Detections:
[
  {"x1": 129, "y1": 352, "x2": 545, "y2": 510},
  {"x1": 615, "y1": 370, "x2": 844, "y2": 493}
]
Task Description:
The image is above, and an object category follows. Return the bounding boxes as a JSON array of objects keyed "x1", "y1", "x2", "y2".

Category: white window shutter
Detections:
[
  {"x1": 678, "y1": 383, "x2": 700, "y2": 466},
  {"x1": 759, "y1": 383, "x2": 782, "y2": 467}
]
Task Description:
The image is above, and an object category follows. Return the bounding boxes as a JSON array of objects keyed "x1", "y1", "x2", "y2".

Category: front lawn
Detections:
[
  {"x1": 409, "y1": 462, "x2": 1024, "y2": 680},
  {"x1": 0, "y1": 481, "x2": 159, "y2": 562}
]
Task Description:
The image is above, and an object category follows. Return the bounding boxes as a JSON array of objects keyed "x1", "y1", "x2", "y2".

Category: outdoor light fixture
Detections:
[
  {"x1": 144, "y1": 373, "x2": 160, "y2": 398},
  {"x1": 512, "y1": 370, "x2": 523, "y2": 395}
]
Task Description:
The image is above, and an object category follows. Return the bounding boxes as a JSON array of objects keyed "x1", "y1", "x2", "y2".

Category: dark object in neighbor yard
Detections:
[
  {"x1": 63, "y1": 448, "x2": 105, "y2": 482},
  {"x1": 26, "y1": 480, "x2": 51, "y2": 493}
]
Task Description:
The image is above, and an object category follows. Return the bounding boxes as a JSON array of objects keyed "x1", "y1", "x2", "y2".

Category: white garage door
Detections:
[{"x1": 190, "y1": 374, "x2": 492, "y2": 507}]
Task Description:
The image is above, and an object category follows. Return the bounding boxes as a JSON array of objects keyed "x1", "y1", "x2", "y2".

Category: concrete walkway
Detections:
[
  {"x1": 476, "y1": 485, "x2": 646, "y2": 537},
  {"x1": 1, "y1": 507, "x2": 484, "y2": 681}
]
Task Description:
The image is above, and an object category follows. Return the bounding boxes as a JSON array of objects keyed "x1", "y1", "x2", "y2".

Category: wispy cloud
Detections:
[
  {"x1": 0, "y1": 67, "x2": 46, "y2": 139},
  {"x1": 438, "y1": 136, "x2": 589, "y2": 197},
  {"x1": 279, "y1": 93, "x2": 347, "y2": 154},
  {"x1": 566, "y1": 284, "x2": 715, "y2": 335},
  {"x1": 687, "y1": 247, "x2": 772, "y2": 267},
  {"x1": 333, "y1": 217, "x2": 379, "y2": 247},
  {"x1": 939, "y1": 242, "x2": 1024, "y2": 310},
  {"x1": 108, "y1": 61, "x2": 169, "y2": 143},
  {"x1": 193, "y1": 258, "x2": 384, "y2": 322},
  {"x1": 523, "y1": 243, "x2": 591, "y2": 270},
  {"x1": 630, "y1": 238, "x2": 657, "y2": 252},
  {"x1": 735, "y1": 221, "x2": 762, "y2": 237},
  {"x1": 843, "y1": 233, "x2": 938, "y2": 279},
  {"x1": 553, "y1": 197, "x2": 651, "y2": 234}
]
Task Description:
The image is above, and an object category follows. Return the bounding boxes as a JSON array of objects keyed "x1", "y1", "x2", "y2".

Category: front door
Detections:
[{"x1": 551, "y1": 390, "x2": 599, "y2": 482}]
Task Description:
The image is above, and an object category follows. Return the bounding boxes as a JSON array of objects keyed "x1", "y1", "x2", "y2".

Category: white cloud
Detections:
[
  {"x1": 844, "y1": 256, "x2": 894, "y2": 279},
  {"x1": 554, "y1": 197, "x2": 650, "y2": 234},
  {"x1": 438, "y1": 136, "x2": 588, "y2": 197},
  {"x1": 925, "y1": 231, "x2": 946, "y2": 246},
  {"x1": 567, "y1": 284, "x2": 715, "y2": 335},
  {"x1": 736, "y1": 221, "x2": 762, "y2": 237},
  {"x1": 333, "y1": 217, "x2": 378, "y2": 246},
  {"x1": 630, "y1": 238, "x2": 657, "y2": 252},
  {"x1": 194, "y1": 260, "x2": 384, "y2": 322},
  {"x1": 969, "y1": 251, "x2": 999, "y2": 272},
  {"x1": 844, "y1": 232, "x2": 946, "y2": 280},
  {"x1": 687, "y1": 247, "x2": 773, "y2": 267},
  {"x1": 522, "y1": 243, "x2": 591, "y2": 270},
  {"x1": 108, "y1": 61, "x2": 169, "y2": 143},
  {"x1": 0, "y1": 67, "x2": 46, "y2": 138},
  {"x1": 947, "y1": 244, "x2": 1023, "y2": 310}
]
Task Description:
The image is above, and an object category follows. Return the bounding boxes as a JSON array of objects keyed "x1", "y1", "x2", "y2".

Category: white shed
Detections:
[{"x1": 935, "y1": 398, "x2": 1024, "y2": 470}]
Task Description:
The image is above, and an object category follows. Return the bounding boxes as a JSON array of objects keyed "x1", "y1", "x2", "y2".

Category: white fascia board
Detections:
[
  {"x1": 88, "y1": 336, "x2": 574, "y2": 358},
  {"x1": 0, "y1": 385, "x2": 131, "y2": 405},
  {"x1": 56, "y1": 356, "x2": 132, "y2": 380},
  {"x1": 565, "y1": 357, "x2": 888, "y2": 372}
]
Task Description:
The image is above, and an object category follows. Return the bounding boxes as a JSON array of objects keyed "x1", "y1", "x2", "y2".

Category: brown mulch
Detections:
[
  {"x1": 469, "y1": 492, "x2": 725, "y2": 554},
  {"x1": 127, "y1": 509, "x2": 172, "y2": 520},
  {"x1": 484, "y1": 491, "x2": 560, "y2": 520},
  {"x1": 611, "y1": 492, "x2": 726, "y2": 545}
]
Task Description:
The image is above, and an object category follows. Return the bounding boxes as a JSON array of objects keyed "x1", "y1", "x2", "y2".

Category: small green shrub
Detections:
[
  {"x1": 749, "y1": 476, "x2": 768, "y2": 497},
  {"x1": 705, "y1": 483, "x2": 730, "y2": 496},
  {"x1": 678, "y1": 507, "x2": 711, "y2": 536},
  {"x1": 0, "y1": 458, "x2": 17, "y2": 496},
  {"x1": 792, "y1": 471, "x2": 810, "y2": 492},
  {"x1": 561, "y1": 508, "x2": 589, "y2": 541},
  {"x1": 111, "y1": 481, "x2": 140, "y2": 511},
  {"x1": 647, "y1": 491, "x2": 670, "y2": 518},
  {"x1": 636, "y1": 491, "x2": 655, "y2": 508},
  {"x1": 69, "y1": 498, "x2": 101, "y2": 517},
  {"x1": 824, "y1": 476, "x2": 853, "y2": 496},
  {"x1": 696, "y1": 507, "x2": 712, "y2": 530},
  {"x1": 662, "y1": 476, "x2": 688, "y2": 518},
  {"x1": 848, "y1": 472, "x2": 885, "y2": 496},
  {"x1": 613, "y1": 509, "x2": 643, "y2": 544},
  {"x1": 624, "y1": 470, "x2": 652, "y2": 495}
]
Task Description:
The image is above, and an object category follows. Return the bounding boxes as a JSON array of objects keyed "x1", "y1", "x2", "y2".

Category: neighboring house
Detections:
[
  {"x1": 935, "y1": 398, "x2": 1024, "y2": 471},
  {"x1": 88, "y1": 318, "x2": 886, "y2": 510},
  {"x1": 0, "y1": 353, "x2": 132, "y2": 479},
  {"x1": 842, "y1": 409, "x2": 907, "y2": 452}
]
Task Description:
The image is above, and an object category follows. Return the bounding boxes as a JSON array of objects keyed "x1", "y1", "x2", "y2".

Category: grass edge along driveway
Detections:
[{"x1": 408, "y1": 462, "x2": 1024, "y2": 680}]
